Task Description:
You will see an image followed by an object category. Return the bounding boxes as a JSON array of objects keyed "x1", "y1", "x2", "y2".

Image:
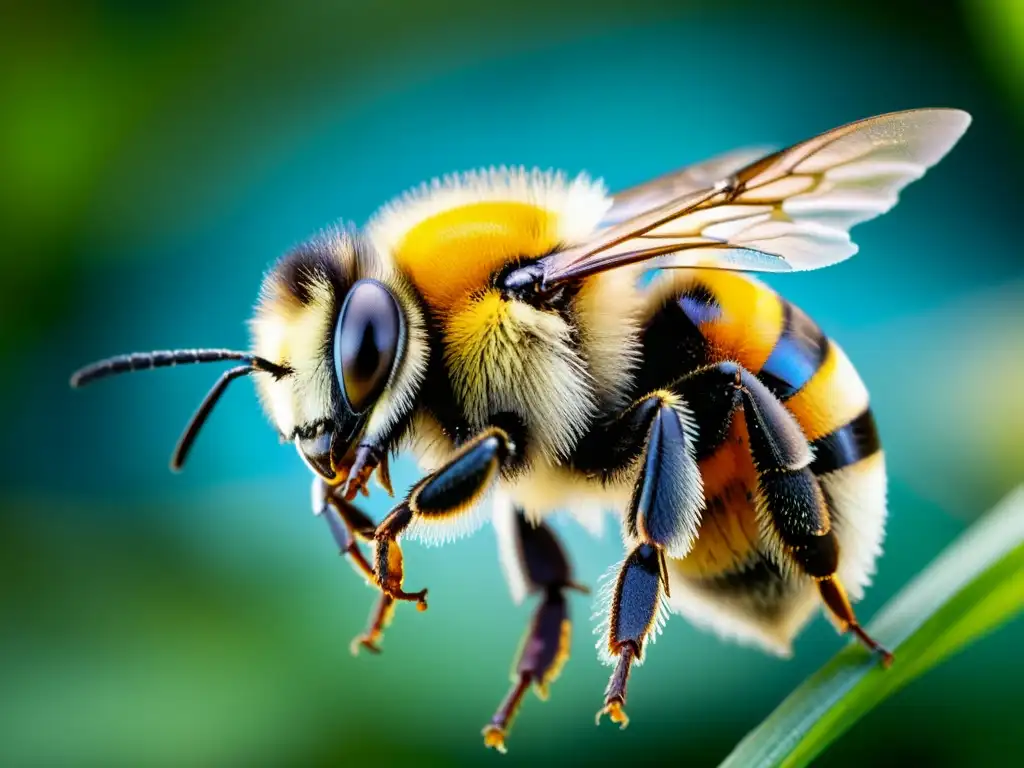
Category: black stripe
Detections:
[
  {"x1": 810, "y1": 409, "x2": 881, "y2": 475},
  {"x1": 758, "y1": 300, "x2": 829, "y2": 400},
  {"x1": 703, "y1": 558, "x2": 789, "y2": 606},
  {"x1": 632, "y1": 283, "x2": 715, "y2": 397},
  {"x1": 274, "y1": 237, "x2": 352, "y2": 307}
]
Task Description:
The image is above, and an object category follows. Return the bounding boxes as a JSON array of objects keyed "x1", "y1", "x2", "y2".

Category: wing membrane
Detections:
[
  {"x1": 542, "y1": 109, "x2": 971, "y2": 285},
  {"x1": 600, "y1": 146, "x2": 774, "y2": 227}
]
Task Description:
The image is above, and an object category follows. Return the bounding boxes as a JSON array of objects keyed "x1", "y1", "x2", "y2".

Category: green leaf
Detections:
[{"x1": 720, "y1": 486, "x2": 1024, "y2": 768}]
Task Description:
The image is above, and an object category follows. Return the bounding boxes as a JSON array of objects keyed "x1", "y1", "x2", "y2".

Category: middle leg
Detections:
[
  {"x1": 594, "y1": 361, "x2": 808, "y2": 725},
  {"x1": 596, "y1": 387, "x2": 707, "y2": 727},
  {"x1": 483, "y1": 496, "x2": 587, "y2": 753}
]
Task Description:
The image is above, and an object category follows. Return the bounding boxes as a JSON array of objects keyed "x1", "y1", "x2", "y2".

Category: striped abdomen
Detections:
[{"x1": 635, "y1": 269, "x2": 887, "y2": 654}]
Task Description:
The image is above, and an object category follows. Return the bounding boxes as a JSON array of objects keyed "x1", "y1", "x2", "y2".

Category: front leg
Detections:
[
  {"x1": 340, "y1": 442, "x2": 395, "y2": 501},
  {"x1": 372, "y1": 426, "x2": 516, "y2": 605},
  {"x1": 313, "y1": 477, "x2": 376, "y2": 581},
  {"x1": 313, "y1": 477, "x2": 399, "y2": 655}
]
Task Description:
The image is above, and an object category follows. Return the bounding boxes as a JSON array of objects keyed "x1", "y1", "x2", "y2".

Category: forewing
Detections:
[
  {"x1": 600, "y1": 146, "x2": 774, "y2": 227},
  {"x1": 543, "y1": 108, "x2": 971, "y2": 285}
]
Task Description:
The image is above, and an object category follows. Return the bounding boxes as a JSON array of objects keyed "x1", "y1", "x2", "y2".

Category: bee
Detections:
[{"x1": 71, "y1": 108, "x2": 970, "y2": 752}]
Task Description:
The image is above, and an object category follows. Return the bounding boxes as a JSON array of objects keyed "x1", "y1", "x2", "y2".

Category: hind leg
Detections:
[{"x1": 737, "y1": 364, "x2": 893, "y2": 663}]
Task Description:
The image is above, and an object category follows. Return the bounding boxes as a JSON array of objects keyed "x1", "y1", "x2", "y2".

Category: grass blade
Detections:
[{"x1": 720, "y1": 485, "x2": 1024, "y2": 768}]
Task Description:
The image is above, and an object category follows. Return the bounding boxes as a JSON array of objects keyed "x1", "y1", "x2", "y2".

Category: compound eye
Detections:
[{"x1": 334, "y1": 279, "x2": 401, "y2": 414}]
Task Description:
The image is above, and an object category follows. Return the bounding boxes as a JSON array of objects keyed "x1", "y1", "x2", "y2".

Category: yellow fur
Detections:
[
  {"x1": 367, "y1": 167, "x2": 612, "y2": 314},
  {"x1": 444, "y1": 289, "x2": 596, "y2": 462},
  {"x1": 644, "y1": 269, "x2": 785, "y2": 373},
  {"x1": 394, "y1": 201, "x2": 558, "y2": 310},
  {"x1": 365, "y1": 166, "x2": 638, "y2": 462}
]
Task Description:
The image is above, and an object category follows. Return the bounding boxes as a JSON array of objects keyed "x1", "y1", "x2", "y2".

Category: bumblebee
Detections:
[{"x1": 71, "y1": 108, "x2": 970, "y2": 752}]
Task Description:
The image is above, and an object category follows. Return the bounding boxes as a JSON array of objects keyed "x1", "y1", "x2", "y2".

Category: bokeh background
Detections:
[{"x1": 3, "y1": 0, "x2": 1023, "y2": 765}]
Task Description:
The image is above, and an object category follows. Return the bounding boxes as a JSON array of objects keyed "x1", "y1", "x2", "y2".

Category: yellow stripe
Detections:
[
  {"x1": 694, "y1": 271, "x2": 785, "y2": 373},
  {"x1": 786, "y1": 341, "x2": 869, "y2": 442},
  {"x1": 394, "y1": 201, "x2": 558, "y2": 310}
]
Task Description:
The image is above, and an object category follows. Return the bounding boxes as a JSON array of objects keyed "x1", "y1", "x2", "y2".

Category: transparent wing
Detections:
[
  {"x1": 543, "y1": 108, "x2": 971, "y2": 285},
  {"x1": 600, "y1": 146, "x2": 775, "y2": 227}
]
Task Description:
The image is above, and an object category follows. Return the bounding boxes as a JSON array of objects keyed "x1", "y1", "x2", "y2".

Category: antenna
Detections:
[{"x1": 70, "y1": 348, "x2": 291, "y2": 470}]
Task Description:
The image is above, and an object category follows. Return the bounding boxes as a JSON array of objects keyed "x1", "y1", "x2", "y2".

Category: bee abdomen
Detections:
[
  {"x1": 638, "y1": 270, "x2": 882, "y2": 471},
  {"x1": 637, "y1": 270, "x2": 888, "y2": 652},
  {"x1": 809, "y1": 408, "x2": 881, "y2": 475},
  {"x1": 756, "y1": 299, "x2": 830, "y2": 401},
  {"x1": 760, "y1": 296, "x2": 882, "y2": 475}
]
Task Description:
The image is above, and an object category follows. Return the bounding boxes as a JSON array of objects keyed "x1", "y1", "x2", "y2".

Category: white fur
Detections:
[
  {"x1": 493, "y1": 490, "x2": 530, "y2": 606},
  {"x1": 663, "y1": 568, "x2": 820, "y2": 657},
  {"x1": 250, "y1": 229, "x2": 354, "y2": 437},
  {"x1": 823, "y1": 451, "x2": 888, "y2": 601},
  {"x1": 405, "y1": 490, "x2": 493, "y2": 547},
  {"x1": 365, "y1": 166, "x2": 613, "y2": 256},
  {"x1": 250, "y1": 226, "x2": 429, "y2": 444}
]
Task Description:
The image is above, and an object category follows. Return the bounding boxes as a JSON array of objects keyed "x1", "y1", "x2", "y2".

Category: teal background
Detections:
[{"x1": 2, "y1": 1, "x2": 1023, "y2": 765}]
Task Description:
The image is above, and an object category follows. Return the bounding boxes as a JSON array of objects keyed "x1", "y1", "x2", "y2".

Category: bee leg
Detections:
[
  {"x1": 314, "y1": 479, "x2": 376, "y2": 581},
  {"x1": 371, "y1": 502, "x2": 430, "y2": 607},
  {"x1": 739, "y1": 372, "x2": 894, "y2": 666},
  {"x1": 484, "y1": 588, "x2": 572, "y2": 753},
  {"x1": 597, "y1": 391, "x2": 704, "y2": 728},
  {"x1": 597, "y1": 543, "x2": 669, "y2": 729},
  {"x1": 350, "y1": 593, "x2": 396, "y2": 656},
  {"x1": 337, "y1": 496, "x2": 398, "y2": 655},
  {"x1": 818, "y1": 572, "x2": 893, "y2": 666},
  {"x1": 312, "y1": 479, "x2": 402, "y2": 654},
  {"x1": 341, "y1": 442, "x2": 395, "y2": 501},
  {"x1": 484, "y1": 502, "x2": 584, "y2": 753},
  {"x1": 372, "y1": 426, "x2": 515, "y2": 605}
]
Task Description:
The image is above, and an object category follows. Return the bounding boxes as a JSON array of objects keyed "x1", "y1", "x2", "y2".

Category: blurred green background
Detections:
[{"x1": 3, "y1": 0, "x2": 1023, "y2": 765}]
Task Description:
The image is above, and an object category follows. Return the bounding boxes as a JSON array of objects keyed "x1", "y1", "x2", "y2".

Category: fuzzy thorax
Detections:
[
  {"x1": 444, "y1": 289, "x2": 597, "y2": 463},
  {"x1": 364, "y1": 166, "x2": 644, "y2": 464},
  {"x1": 366, "y1": 167, "x2": 612, "y2": 315}
]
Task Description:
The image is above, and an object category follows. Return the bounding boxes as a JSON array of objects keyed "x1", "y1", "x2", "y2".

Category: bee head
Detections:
[
  {"x1": 251, "y1": 227, "x2": 428, "y2": 483},
  {"x1": 70, "y1": 226, "x2": 428, "y2": 479}
]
